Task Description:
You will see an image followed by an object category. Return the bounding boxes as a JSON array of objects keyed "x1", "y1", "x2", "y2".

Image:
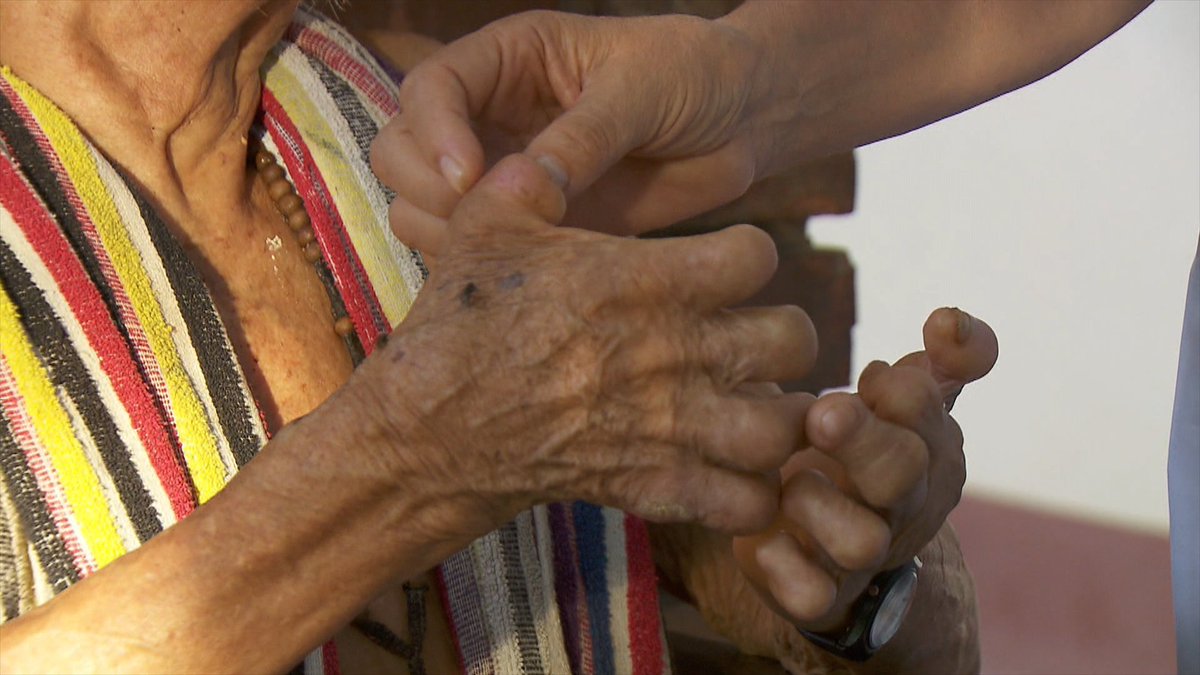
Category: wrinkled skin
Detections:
[
  {"x1": 732, "y1": 307, "x2": 997, "y2": 633},
  {"x1": 356, "y1": 153, "x2": 818, "y2": 536}
]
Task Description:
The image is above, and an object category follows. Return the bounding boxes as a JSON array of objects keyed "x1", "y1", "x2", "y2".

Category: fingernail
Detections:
[
  {"x1": 535, "y1": 154, "x2": 569, "y2": 190},
  {"x1": 439, "y1": 155, "x2": 465, "y2": 193},
  {"x1": 955, "y1": 308, "x2": 973, "y2": 344}
]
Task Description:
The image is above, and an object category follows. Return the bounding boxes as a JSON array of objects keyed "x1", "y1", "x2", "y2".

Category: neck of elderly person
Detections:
[
  {"x1": 0, "y1": 1, "x2": 461, "y2": 672},
  {"x1": 2, "y1": 0, "x2": 352, "y2": 431}
]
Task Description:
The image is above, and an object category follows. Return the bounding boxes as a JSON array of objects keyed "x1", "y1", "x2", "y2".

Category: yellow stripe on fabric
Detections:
[
  {"x1": 2, "y1": 70, "x2": 228, "y2": 503},
  {"x1": 0, "y1": 285, "x2": 125, "y2": 568},
  {"x1": 262, "y1": 58, "x2": 415, "y2": 325}
]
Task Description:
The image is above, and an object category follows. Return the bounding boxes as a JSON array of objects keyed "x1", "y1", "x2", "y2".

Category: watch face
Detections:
[{"x1": 868, "y1": 568, "x2": 919, "y2": 649}]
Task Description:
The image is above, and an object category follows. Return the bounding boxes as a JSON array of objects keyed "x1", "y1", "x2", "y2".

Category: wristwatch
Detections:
[{"x1": 798, "y1": 557, "x2": 922, "y2": 662}]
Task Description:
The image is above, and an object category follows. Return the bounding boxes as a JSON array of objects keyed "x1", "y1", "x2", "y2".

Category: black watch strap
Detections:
[{"x1": 798, "y1": 557, "x2": 922, "y2": 662}]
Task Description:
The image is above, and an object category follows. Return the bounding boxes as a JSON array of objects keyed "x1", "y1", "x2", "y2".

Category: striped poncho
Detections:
[{"x1": 0, "y1": 7, "x2": 668, "y2": 674}]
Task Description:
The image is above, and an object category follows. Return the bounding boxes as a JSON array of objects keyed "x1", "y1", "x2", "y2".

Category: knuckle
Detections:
[
  {"x1": 861, "y1": 433, "x2": 928, "y2": 508},
  {"x1": 834, "y1": 517, "x2": 892, "y2": 571}
]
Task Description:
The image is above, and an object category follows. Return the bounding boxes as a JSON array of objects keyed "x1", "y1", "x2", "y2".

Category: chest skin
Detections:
[{"x1": 174, "y1": 173, "x2": 459, "y2": 674}]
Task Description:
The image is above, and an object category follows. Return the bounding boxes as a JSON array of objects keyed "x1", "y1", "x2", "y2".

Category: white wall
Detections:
[{"x1": 808, "y1": 0, "x2": 1200, "y2": 534}]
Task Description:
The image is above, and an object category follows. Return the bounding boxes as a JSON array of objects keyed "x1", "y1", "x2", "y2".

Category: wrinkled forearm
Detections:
[
  {"x1": 0, "y1": 377, "x2": 490, "y2": 675},
  {"x1": 719, "y1": 0, "x2": 1150, "y2": 178},
  {"x1": 650, "y1": 522, "x2": 979, "y2": 675}
]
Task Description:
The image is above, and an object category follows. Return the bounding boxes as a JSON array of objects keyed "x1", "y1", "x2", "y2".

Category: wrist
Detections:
[
  {"x1": 344, "y1": 338, "x2": 530, "y2": 537},
  {"x1": 714, "y1": 2, "x2": 819, "y2": 180}
]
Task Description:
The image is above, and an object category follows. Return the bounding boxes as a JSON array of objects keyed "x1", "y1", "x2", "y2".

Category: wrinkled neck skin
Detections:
[{"x1": 0, "y1": 0, "x2": 300, "y2": 223}]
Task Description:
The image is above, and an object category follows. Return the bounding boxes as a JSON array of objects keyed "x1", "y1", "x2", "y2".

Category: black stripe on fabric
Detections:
[
  {"x1": 0, "y1": 469, "x2": 22, "y2": 619},
  {"x1": 0, "y1": 235, "x2": 161, "y2": 544},
  {"x1": 125, "y1": 187, "x2": 264, "y2": 468},
  {"x1": 305, "y1": 53, "x2": 379, "y2": 171},
  {"x1": 498, "y1": 520, "x2": 544, "y2": 671},
  {"x1": 0, "y1": 389, "x2": 79, "y2": 592},
  {"x1": 313, "y1": 259, "x2": 366, "y2": 366},
  {"x1": 0, "y1": 85, "x2": 189, "y2": 470}
]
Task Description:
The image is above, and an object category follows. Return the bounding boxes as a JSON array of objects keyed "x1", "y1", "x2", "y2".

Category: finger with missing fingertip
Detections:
[
  {"x1": 684, "y1": 390, "x2": 813, "y2": 473},
  {"x1": 779, "y1": 469, "x2": 892, "y2": 572},
  {"x1": 641, "y1": 463, "x2": 780, "y2": 535},
  {"x1": 805, "y1": 392, "x2": 930, "y2": 512},
  {"x1": 753, "y1": 532, "x2": 839, "y2": 623},
  {"x1": 646, "y1": 225, "x2": 778, "y2": 312},
  {"x1": 922, "y1": 307, "x2": 999, "y2": 395},
  {"x1": 702, "y1": 306, "x2": 818, "y2": 386}
]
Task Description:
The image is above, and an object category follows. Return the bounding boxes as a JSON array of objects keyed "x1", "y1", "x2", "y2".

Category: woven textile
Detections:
[{"x1": 0, "y1": 7, "x2": 667, "y2": 674}]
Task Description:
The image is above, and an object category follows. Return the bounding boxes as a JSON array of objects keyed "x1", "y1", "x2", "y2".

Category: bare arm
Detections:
[
  {"x1": 0, "y1": 384, "x2": 467, "y2": 674},
  {"x1": 723, "y1": 0, "x2": 1153, "y2": 177},
  {"x1": 0, "y1": 155, "x2": 818, "y2": 673},
  {"x1": 375, "y1": 0, "x2": 1152, "y2": 244}
]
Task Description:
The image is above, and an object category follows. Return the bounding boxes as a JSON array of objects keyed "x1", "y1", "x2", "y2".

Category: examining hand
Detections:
[
  {"x1": 731, "y1": 308, "x2": 998, "y2": 632},
  {"x1": 371, "y1": 10, "x2": 775, "y2": 256},
  {"x1": 361, "y1": 153, "x2": 817, "y2": 535}
]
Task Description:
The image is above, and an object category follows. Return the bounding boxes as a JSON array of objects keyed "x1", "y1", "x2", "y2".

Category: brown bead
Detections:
[
  {"x1": 260, "y1": 163, "x2": 285, "y2": 183},
  {"x1": 334, "y1": 317, "x2": 354, "y2": 337},
  {"x1": 296, "y1": 227, "x2": 316, "y2": 246},
  {"x1": 277, "y1": 193, "x2": 304, "y2": 216},
  {"x1": 267, "y1": 179, "x2": 293, "y2": 201},
  {"x1": 303, "y1": 242, "x2": 322, "y2": 263},
  {"x1": 254, "y1": 151, "x2": 275, "y2": 170},
  {"x1": 286, "y1": 210, "x2": 311, "y2": 231}
]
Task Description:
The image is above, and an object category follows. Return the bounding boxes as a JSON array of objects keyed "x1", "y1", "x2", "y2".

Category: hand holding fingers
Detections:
[
  {"x1": 729, "y1": 307, "x2": 998, "y2": 629},
  {"x1": 376, "y1": 155, "x2": 824, "y2": 535}
]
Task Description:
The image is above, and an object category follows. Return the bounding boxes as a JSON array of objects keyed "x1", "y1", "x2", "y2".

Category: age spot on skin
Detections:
[
  {"x1": 499, "y1": 272, "x2": 525, "y2": 291},
  {"x1": 391, "y1": 349, "x2": 406, "y2": 363},
  {"x1": 460, "y1": 282, "x2": 480, "y2": 308}
]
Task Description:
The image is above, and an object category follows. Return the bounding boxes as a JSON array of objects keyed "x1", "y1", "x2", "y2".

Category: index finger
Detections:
[{"x1": 390, "y1": 29, "x2": 502, "y2": 194}]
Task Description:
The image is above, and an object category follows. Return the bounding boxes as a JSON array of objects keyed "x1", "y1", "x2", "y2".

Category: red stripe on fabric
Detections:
[
  {"x1": 434, "y1": 565, "x2": 470, "y2": 673},
  {"x1": 260, "y1": 90, "x2": 384, "y2": 351},
  {"x1": 321, "y1": 640, "x2": 339, "y2": 675},
  {"x1": 556, "y1": 507, "x2": 595, "y2": 675},
  {"x1": 0, "y1": 355, "x2": 94, "y2": 576},
  {"x1": 0, "y1": 157, "x2": 195, "y2": 521},
  {"x1": 0, "y1": 79, "x2": 187, "y2": 468},
  {"x1": 286, "y1": 24, "x2": 399, "y2": 117},
  {"x1": 623, "y1": 513, "x2": 664, "y2": 674}
]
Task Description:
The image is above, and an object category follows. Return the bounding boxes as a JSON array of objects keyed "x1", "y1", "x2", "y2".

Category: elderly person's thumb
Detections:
[
  {"x1": 523, "y1": 69, "x2": 646, "y2": 200},
  {"x1": 447, "y1": 154, "x2": 569, "y2": 239}
]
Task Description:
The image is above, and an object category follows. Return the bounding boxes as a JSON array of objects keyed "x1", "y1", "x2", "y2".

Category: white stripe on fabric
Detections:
[
  {"x1": 90, "y1": 146, "x2": 261, "y2": 479},
  {"x1": 521, "y1": 507, "x2": 571, "y2": 672},
  {"x1": 0, "y1": 346, "x2": 94, "y2": 577},
  {"x1": 0, "y1": 213, "x2": 174, "y2": 533},
  {"x1": 56, "y1": 395, "x2": 140, "y2": 552},
  {"x1": 603, "y1": 507, "x2": 634, "y2": 675},
  {"x1": 471, "y1": 531, "x2": 523, "y2": 674}
]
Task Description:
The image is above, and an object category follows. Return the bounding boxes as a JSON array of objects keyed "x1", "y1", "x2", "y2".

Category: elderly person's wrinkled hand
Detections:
[
  {"x1": 362, "y1": 153, "x2": 817, "y2": 535},
  {"x1": 733, "y1": 308, "x2": 997, "y2": 632}
]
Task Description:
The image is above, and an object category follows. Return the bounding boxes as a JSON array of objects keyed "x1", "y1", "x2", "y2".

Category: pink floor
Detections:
[{"x1": 951, "y1": 496, "x2": 1178, "y2": 675}]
